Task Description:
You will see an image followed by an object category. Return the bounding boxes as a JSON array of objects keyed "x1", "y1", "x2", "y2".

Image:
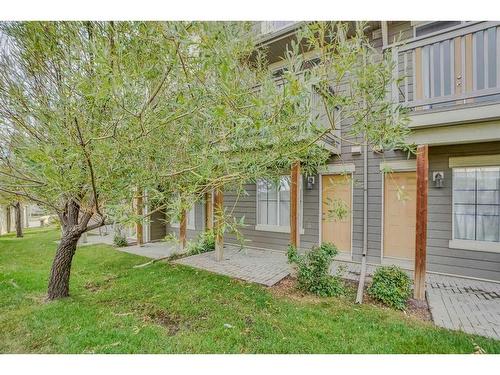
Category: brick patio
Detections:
[
  {"x1": 426, "y1": 274, "x2": 500, "y2": 340},
  {"x1": 174, "y1": 245, "x2": 290, "y2": 286}
]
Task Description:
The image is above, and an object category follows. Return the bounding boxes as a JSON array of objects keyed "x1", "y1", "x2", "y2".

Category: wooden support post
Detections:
[
  {"x1": 179, "y1": 209, "x2": 187, "y2": 250},
  {"x1": 6, "y1": 206, "x2": 11, "y2": 233},
  {"x1": 205, "y1": 191, "x2": 213, "y2": 230},
  {"x1": 290, "y1": 161, "x2": 300, "y2": 248},
  {"x1": 135, "y1": 192, "x2": 144, "y2": 246},
  {"x1": 25, "y1": 206, "x2": 30, "y2": 228},
  {"x1": 414, "y1": 144, "x2": 428, "y2": 300},
  {"x1": 214, "y1": 188, "x2": 224, "y2": 261}
]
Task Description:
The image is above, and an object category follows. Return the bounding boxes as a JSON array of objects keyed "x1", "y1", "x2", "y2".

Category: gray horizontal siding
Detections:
[
  {"x1": 160, "y1": 23, "x2": 500, "y2": 282},
  {"x1": 224, "y1": 176, "x2": 320, "y2": 251},
  {"x1": 426, "y1": 142, "x2": 500, "y2": 281}
]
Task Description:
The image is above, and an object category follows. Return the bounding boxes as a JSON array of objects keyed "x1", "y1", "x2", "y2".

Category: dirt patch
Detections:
[
  {"x1": 405, "y1": 298, "x2": 432, "y2": 321},
  {"x1": 271, "y1": 276, "x2": 432, "y2": 322},
  {"x1": 84, "y1": 274, "x2": 119, "y2": 293},
  {"x1": 84, "y1": 282, "x2": 103, "y2": 292},
  {"x1": 270, "y1": 276, "x2": 331, "y2": 304},
  {"x1": 144, "y1": 310, "x2": 181, "y2": 336}
]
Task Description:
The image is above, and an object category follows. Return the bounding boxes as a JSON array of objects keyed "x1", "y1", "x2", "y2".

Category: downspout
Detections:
[{"x1": 355, "y1": 136, "x2": 368, "y2": 304}]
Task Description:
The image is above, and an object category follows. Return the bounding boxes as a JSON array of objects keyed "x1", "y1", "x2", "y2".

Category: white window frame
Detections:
[
  {"x1": 170, "y1": 205, "x2": 196, "y2": 230},
  {"x1": 450, "y1": 166, "x2": 500, "y2": 252},
  {"x1": 255, "y1": 175, "x2": 304, "y2": 234}
]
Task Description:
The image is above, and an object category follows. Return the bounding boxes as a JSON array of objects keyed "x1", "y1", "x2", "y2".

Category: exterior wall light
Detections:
[
  {"x1": 433, "y1": 171, "x2": 444, "y2": 188},
  {"x1": 306, "y1": 176, "x2": 315, "y2": 190}
]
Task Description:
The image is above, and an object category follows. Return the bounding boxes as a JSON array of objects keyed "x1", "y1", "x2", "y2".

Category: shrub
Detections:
[
  {"x1": 367, "y1": 265, "x2": 412, "y2": 310},
  {"x1": 287, "y1": 242, "x2": 345, "y2": 297},
  {"x1": 186, "y1": 230, "x2": 215, "y2": 255},
  {"x1": 113, "y1": 233, "x2": 128, "y2": 247}
]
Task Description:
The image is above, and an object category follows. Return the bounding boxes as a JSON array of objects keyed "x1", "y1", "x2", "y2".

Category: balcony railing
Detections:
[{"x1": 390, "y1": 21, "x2": 500, "y2": 113}]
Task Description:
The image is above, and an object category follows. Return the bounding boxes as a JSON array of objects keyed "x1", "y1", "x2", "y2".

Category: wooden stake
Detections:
[
  {"x1": 214, "y1": 188, "x2": 224, "y2": 261},
  {"x1": 290, "y1": 161, "x2": 300, "y2": 248},
  {"x1": 135, "y1": 192, "x2": 144, "y2": 246},
  {"x1": 414, "y1": 144, "x2": 428, "y2": 300},
  {"x1": 205, "y1": 191, "x2": 213, "y2": 230},
  {"x1": 179, "y1": 209, "x2": 187, "y2": 250}
]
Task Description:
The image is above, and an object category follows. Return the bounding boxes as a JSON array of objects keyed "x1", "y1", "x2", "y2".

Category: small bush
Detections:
[
  {"x1": 287, "y1": 242, "x2": 345, "y2": 297},
  {"x1": 186, "y1": 230, "x2": 215, "y2": 255},
  {"x1": 367, "y1": 265, "x2": 412, "y2": 310},
  {"x1": 113, "y1": 233, "x2": 128, "y2": 247}
]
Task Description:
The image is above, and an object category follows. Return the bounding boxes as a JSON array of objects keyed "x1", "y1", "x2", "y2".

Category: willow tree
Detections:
[
  {"x1": 0, "y1": 21, "x2": 410, "y2": 301},
  {"x1": 0, "y1": 22, "x2": 192, "y2": 299},
  {"x1": 0, "y1": 21, "x2": 330, "y2": 300}
]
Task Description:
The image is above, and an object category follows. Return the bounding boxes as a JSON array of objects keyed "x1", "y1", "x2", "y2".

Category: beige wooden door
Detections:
[
  {"x1": 321, "y1": 174, "x2": 352, "y2": 254},
  {"x1": 383, "y1": 171, "x2": 417, "y2": 260}
]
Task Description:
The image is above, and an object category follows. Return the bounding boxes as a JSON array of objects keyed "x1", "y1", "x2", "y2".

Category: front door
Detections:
[
  {"x1": 321, "y1": 174, "x2": 352, "y2": 256},
  {"x1": 383, "y1": 171, "x2": 417, "y2": 260}
]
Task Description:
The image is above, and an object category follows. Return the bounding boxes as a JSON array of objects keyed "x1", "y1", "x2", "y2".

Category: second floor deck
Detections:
[{"x1": 390, "y1": 21, "x2": 500, "y2": 128}]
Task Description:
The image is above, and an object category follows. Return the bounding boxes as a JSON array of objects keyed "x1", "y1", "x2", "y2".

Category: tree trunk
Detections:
[
  {"x1": 13, "y1": 202, "x2": 23, "y2": 238},
  {"x1": 47, "y1": 228, "x2": 81, "y2": 300}
]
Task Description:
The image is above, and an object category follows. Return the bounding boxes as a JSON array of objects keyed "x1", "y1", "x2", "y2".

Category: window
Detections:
[
  {"x1": 256, "y1": 176, "x2": 302, "y2": 232},
  {"x1": 170, "y1": 206, "x2": 195, "y2": 230},
  {"x1": 453, "y1": 167, "x2": 500, "y2": 243}
]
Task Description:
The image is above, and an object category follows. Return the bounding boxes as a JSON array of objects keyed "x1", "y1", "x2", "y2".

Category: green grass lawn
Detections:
[{"x1": 1, "y1": 228, "x2": 499, "y2": 354}]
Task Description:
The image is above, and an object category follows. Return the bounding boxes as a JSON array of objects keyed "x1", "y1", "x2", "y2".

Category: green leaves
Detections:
[
  {"x1": 0, "y1": 21, "x2": 412, "y2": 242},
  {"x1": 367, "y1": 265, "x2": 412, "y2": 310},
  {"x1": 287, "y1": 242, "x2": 345, "y2": 297}
]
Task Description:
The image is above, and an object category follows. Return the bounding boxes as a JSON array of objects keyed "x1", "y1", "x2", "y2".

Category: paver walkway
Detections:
[
  {"x1": 426, "y1": 274, "x2": 500, "y2": 340},
  {"x1": 174, "y1": 245, "x2": 290, "y2": 286},
  {"x1": 119, "y1": 241, "x2": 179, "y2": 259}
]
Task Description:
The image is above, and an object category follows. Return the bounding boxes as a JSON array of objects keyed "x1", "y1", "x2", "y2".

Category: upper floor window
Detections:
[{"x1": 453, "y1": 167, "x2": 500, "y2": 243}]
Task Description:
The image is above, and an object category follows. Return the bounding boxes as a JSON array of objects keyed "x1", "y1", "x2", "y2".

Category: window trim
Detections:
[
  {"x1": 255, "y1": 175, "x2": 304, "y2": 234},
  {"x1": 449, "y1": 239, "x2": 500, "y2": 252},
  {"x1": 451, "y1": 166, "x2": 500, "y2": 252}
]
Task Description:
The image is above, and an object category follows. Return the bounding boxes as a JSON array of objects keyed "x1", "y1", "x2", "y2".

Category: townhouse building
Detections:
[{"x1": 142, "y1": 21, "x2": 500, "y2": 283}]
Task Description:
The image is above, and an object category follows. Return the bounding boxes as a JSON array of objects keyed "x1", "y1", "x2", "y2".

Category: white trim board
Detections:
[
  {"x1": 254, "y1": 224, "x2": 304, "y2": 235},
  {"x1": 380, "y1": 160, "x2": 416, "y2": 172},
  {"x1": 449, "y1": 154, "x2": 500, "y2": 168},
  {"x1": 449, "y1": 239, "x2": 500, "y2": 253},
  {"x1": 319, "y1": 163, "x2": 356, "y2": 174},
  {"x1": 408, "y1": 121, "x2": 500, "y2": 146}
]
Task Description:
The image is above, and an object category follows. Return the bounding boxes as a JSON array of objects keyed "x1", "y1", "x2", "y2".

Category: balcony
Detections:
[
  {"x1": 390, "y1": 21, "x2": 500, "y2": 128},
  {"x1": 254, "y1": 21, "x2": 298, "y2": 36}
]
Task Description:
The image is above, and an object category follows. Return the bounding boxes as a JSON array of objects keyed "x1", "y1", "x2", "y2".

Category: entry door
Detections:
[
  {"x1": 383, "y1": 171, "x2": 417, "y2": 260},
  {"x1": 321, "y1": 174, "x2": 352, "y2": 254}
]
